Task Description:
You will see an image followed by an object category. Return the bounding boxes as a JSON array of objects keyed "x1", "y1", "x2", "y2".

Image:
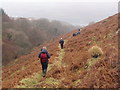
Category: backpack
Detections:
[
  {"x1": 60, "y1": 40, "x2": 64, "y2": 44},
  {"x1": 40, "y1": 53, "x2": 48, "y2": 63}
]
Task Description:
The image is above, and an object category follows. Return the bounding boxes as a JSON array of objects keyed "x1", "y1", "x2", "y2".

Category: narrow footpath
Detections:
[{"x1": 16, "y1": 40, "x2": 68, "y2": 88}]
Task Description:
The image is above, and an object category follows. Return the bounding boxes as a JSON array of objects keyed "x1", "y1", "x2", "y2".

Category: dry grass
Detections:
[{"x1": 88, "y1": 46, "x2": 103, "y2": 58}]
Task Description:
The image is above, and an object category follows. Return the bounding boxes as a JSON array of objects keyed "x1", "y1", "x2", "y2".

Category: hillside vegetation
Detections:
[
  {"x1": 1, "y1": 9, "x2": 76, "y2": 65},
  {"x1": 2, "y1": 12, "x2": 119, "y2": 88}
]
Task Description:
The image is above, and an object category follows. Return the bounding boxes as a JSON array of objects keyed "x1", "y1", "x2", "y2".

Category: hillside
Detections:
[
  {"x1": 2, "y1": 13, "x2": 119, "y2": 88},
  {"x1": 2, "y1": 9, "x2": 76, "y2": 66}
]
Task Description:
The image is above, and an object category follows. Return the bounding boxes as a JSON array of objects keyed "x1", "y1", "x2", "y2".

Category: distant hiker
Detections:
[
  {"x1": 73, "y1": 31, "x2": 80, "y2": 37},
  {"x1": 73, "y1": 33, "x2": 76, "y2": 36},
  {"x1": 59, "y1": 38, "x2": 64, "y2": 49},
  {"x1": 38, "y1": 47, "x2": 51, "y2": 77},
  {"x1": 78, "y1": 28, "x2": 80, "y2": 31},
  {"x1": 77, "y1": 31, "x2": 80, "y2": 35}
]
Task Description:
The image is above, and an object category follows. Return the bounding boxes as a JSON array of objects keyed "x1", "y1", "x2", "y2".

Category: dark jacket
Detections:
[
  {"x1": 59, "y1": 40, "x2": 64, "y2": 44},
  {"x1": 73, "y1": 32, "x2": 80, "y2": 36},
  {"x1": 73, "y1": 33, "x2": 76, "y2": 36},
  {"x1": 38, "y1": 49, "x2": 51, "y2": 59},
  {"x1": 77, "y1": 32, "x2": 80, "y2": 35}
]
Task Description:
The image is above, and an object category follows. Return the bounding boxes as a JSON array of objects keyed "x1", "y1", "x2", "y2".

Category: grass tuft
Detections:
[{"x1": 88, "y1": 46, "x2": 103, "y2": 58}]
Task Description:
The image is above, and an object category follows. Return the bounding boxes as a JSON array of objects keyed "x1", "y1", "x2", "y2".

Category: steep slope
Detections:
[
  {"x1": 2, "y1": 13, "x2": 119, "y2": 88},
  {"x1": 57, "y1": 14, "x2": 119, "y2": 88},
  {"x1": 2, "y1": 9, "x2": 76, "y2": 66}
]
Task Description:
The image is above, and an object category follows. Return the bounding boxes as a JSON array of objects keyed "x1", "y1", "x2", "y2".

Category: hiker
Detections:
[
  {"x1": 73, "y1": 33, "x2": 77, "y2": 36},
  {"x1": 73, "y1": 31, "x2": 80, "y2": 37},
  {"x1": 78, "y1": 28, "x2": 80, "y2": 31},
  {"x1": 38, "y1": 47, "x2": 51, "y2": 77},
  {"x1": 76, "y1": 31, "x2": 80, "y2": 35},
  {"x1": 59, "y1": 38, "x2": 64, "y2": 49}
]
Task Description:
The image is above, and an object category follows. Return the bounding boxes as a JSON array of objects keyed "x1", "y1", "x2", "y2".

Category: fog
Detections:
[{"x1": 1, "y1": 0, "x2": 118, "y2": 26}]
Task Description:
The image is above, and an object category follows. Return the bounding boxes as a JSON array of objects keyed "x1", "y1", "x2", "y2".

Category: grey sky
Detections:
[{"x1": 1, "y1": 0, "x2": 119, "y2": 26}]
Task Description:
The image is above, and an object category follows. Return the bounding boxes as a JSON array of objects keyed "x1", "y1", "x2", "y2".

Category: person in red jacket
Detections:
[{"x1": 38, "y1": 47, "x2": 51, "y2": 77}]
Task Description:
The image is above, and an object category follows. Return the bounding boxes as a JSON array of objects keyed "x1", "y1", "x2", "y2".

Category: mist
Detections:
[{"x1": 1, "y1": 1, "x2": 118, "y2": 26}]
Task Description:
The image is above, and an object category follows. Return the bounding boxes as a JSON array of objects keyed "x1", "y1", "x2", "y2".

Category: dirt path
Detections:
[
  {"x1": 14, "y1": 38, "x2": 99, "y2": 88},
  {"x1": 15, "y1": 40, "x2": 68, "y2": 88},
  {"x1": 53, "y1": 40, "x2": 68, "y2": 67}
]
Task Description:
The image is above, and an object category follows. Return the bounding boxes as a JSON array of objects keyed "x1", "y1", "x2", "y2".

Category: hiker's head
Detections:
[
  {"x1": 61, "y1": 38, "x2": 62, "y2": 40},
  {"x1": 42, "y1": 46, "x2": 47, "y2": 50}
]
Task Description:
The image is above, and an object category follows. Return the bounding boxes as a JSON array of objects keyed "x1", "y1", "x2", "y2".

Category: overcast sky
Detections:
[{"x1": 1, "y1": 0, "x2": 119, "y2": 26}]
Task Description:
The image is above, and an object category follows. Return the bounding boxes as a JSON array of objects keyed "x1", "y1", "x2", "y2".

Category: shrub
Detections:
[{"x1": 88, "y1": 46, "x2": 103, "y2": 58}]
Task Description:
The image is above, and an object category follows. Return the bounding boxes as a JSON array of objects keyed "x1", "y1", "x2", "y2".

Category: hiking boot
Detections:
[
  {"x1": 44, "y1": 69, "x2": 47, "y2": 74},
  {"x1": 43, "y1": 69, "x2": 47, "y2": 77},
  {"x1": 42, "y1": 70, "x2": 45, "y2": 77},
  {"x1": 43, "y1": 74, "x2": 45, "y2": 77},
  {"x1": 42, "y1": 69, "x2": 47, "y2": 77},
  {"x1": 42, "y1": 72, "x2": 45, "y2": 77}
]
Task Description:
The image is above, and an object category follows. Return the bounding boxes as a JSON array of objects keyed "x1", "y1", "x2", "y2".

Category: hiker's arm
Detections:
[
  {"x1": 38, "y1": 53, "x2": 41, "y2": 58},
  {"x1": 59, "y1": 41, "x2": 61, "y2": 43},
  {"x1": 47, "y1": 52, "x2": 51, "y2": 58}
]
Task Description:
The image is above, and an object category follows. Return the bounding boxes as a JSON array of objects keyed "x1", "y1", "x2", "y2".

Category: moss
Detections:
[
  {"x1": 20, "y1": 78, "x2": 38, "y2": 87},
  {"x1": 16, "y1": 72, "x2": 42, "y2": 88},
  {"x1": 57, "y1": 41, "x2": 66, "y2": 66},
  {"x1": 88, "y1": 58, "x2": 99, "y2": 66},
  {"x1": 35, "y1": 77, "x2": 61, "y2": 88},
  {"x1": 58, "y1": 49, "x2": 65, "y2": 61},
  {"x1": 16, "y1": 85, "x2": 28, "y2": 88},
  {"x1": 73, "y1": 79, "x2": 81, "y2": 86},
  {"x1": 84, "y1": 57, "x2": 100, "y2": 70},
  {"x1": 44, "y1": 77, "x2": 60, "y2": 85}
]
